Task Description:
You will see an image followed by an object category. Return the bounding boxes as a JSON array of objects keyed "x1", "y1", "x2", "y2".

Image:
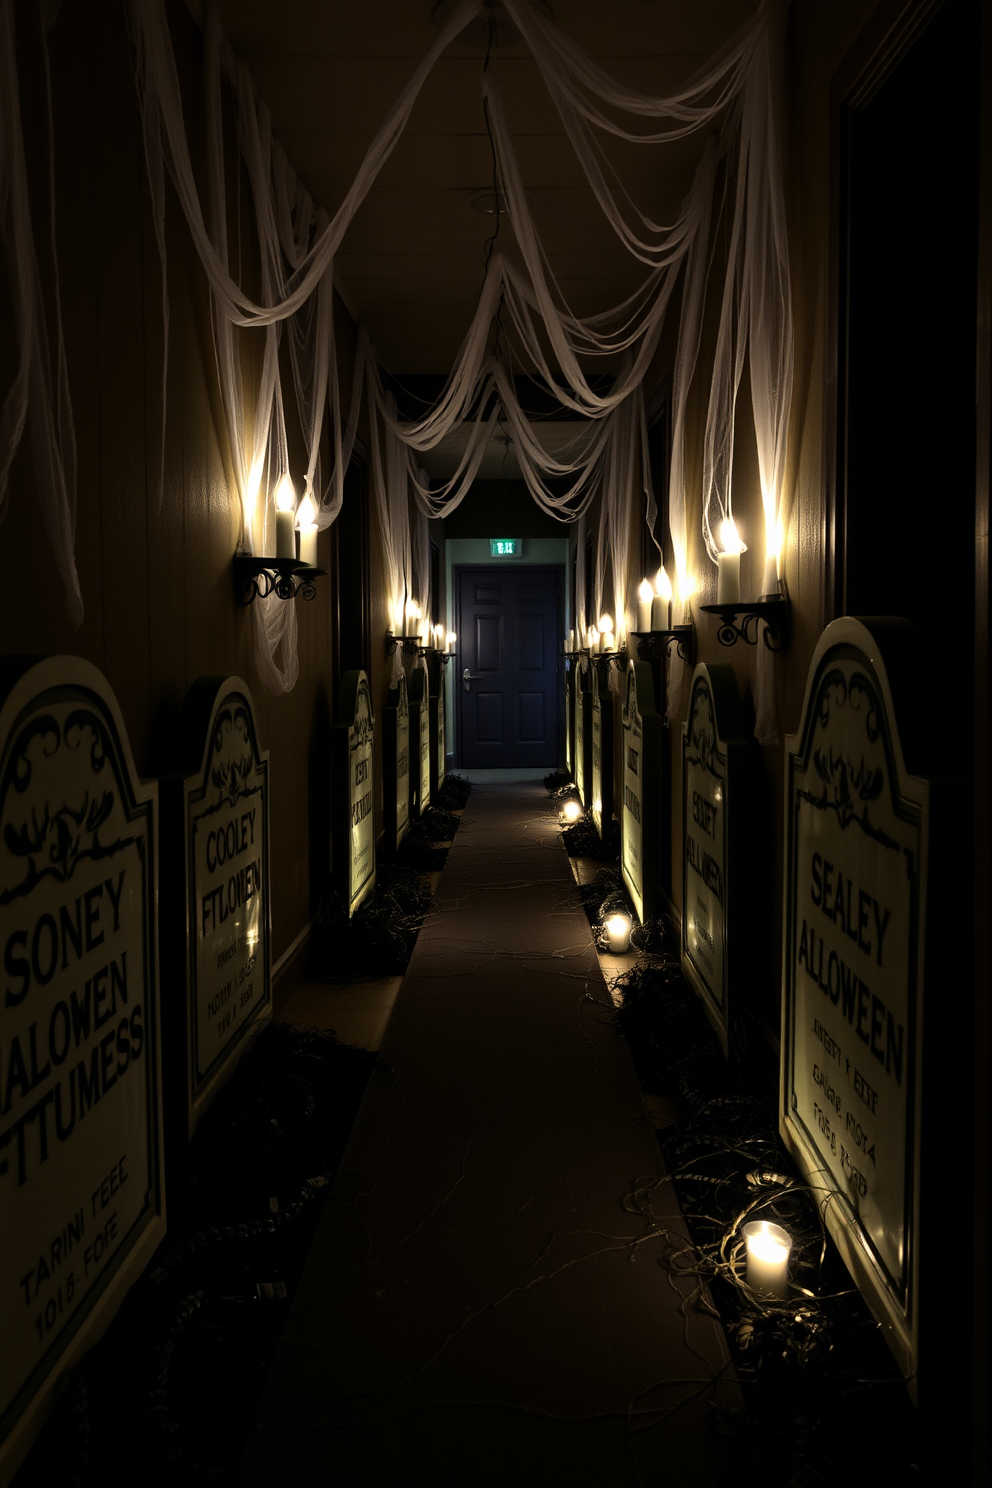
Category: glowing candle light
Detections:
[
  {"x1": 762, "y1": 517, "x2": 783, "y2": 599},
  {"x1": 637, "y1": 579, "x2": 653, "y2": 633},
  {"x1": 274, "y1": 476, "x2": 297, "y2": 559},
  {"x1": 588, "y1": 625, "x2": 600, "y2": 653},
  {"x1": 716, "y1": 518, "x2": 746, "y2": 605},
  {"x1": 678, "y1": 572, "x2": 697, "y2": 625},
  {"x1": 652, "y1": 567, "x2": 673, "y2": 631},
  {"x1": 405, "y1": 600, "x2": 422, "y2": 638},
  {"x1": 742, "y1": 1220, "x2": 792, "y2": 1299},
  {"x1": 446, "y1": 630, "x2": 456, "y2": 653},
  {"x1": 297, "y1": 494, "x2": 318, "y2": 567},
  {"x1": 604, "y1": 912, "x2": 632, "y2": 952},
  {"x1": 433, "y1": 623, "x2": 445, "y2": 650},
  {"x1": 560, "y1": 798, "x2": 582, "y2": 824}
]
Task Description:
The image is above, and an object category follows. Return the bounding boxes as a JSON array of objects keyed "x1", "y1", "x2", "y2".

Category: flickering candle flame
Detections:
[
  {"x1": 651, "y1": 567, "x2": 673, "y2": 631},
  {"x1": 604, "y1": 912, "x2": 632, "y2": 953},
  {"x1": 717, "y1": 517, "x2": 746, "y2": 555},
  {"x1": 636, "y1": 579, "x2": 653, "y2": 634},
  {"x1": 742, "y1": 1220, "x2": 792, "y2": 1298},
  {"x1": 405, "y1": 600, "x2": 422, "y2": 637},
  {"x1": 297, "y1": 494, "x2": 318, "y2": 567}
]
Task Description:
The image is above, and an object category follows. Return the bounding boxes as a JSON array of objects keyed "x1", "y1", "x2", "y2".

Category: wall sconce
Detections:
[
  {"x1": 700, "y1": 578, "x2": 791, "y2": 653},
  {"x1": 385, "y1": 629, "x2": 423, "y2": 657},
  {"x1": 233, "y1": 547, "x2": 325, "y2": 605},
  {"x1": 631, "y1": 619, "x2": 696, "y2": 667}
]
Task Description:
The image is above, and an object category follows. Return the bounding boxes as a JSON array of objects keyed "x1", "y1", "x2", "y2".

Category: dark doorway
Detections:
[
  {"x1": 836, "y1": 0, "x2": 979, "y2": 768},
  {"x1": 456, "y1": 566, "x2": 563, "y2": 767}
]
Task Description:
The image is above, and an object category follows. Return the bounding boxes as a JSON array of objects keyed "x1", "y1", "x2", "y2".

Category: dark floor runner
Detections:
[{"x1": 244, "y1": 775, "x2": 736, "y2": 1486}]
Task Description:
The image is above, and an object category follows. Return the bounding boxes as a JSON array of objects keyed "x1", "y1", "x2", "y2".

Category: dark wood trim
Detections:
[
  {"x1": 331, "y1": 447, "x2": 371, "y2": 687},
  {"x1": 826, "y1": 0, "x2": 947, "y2": 624},
  {"x1": 973, "y1": 4, "x2": 992, "y2": 1476}
]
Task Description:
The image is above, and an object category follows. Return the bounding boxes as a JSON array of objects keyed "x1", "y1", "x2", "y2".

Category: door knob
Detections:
[{"x1": 462, "y1": 666, "x2": 481, "y2": 693}]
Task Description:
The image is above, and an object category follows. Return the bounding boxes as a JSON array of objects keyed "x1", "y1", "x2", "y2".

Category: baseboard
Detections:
[{"x1": 272, "y1": 918, "x2": 314, "y2": 1018}]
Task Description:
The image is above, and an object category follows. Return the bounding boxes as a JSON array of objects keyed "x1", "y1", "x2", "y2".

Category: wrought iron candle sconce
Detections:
[
  {"x1": 234, "y1": 553, "x2": 326, "y2": 605},
  {"x1": 699, "y1": 581, "x2": 791, "y2": 653},
  {"x1": 631, "y1": 624, "x2": 696, "y2": 667},
  {"x1": 591, "y1": 648, "x2": 629, "y2": 675},
  {"x1": 385, "y1": 631, "x2": 423, "y2": 657}
]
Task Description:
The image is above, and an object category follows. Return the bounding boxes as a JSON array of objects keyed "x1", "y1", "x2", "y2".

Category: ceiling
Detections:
[{"x1": 206, "y1": 0, "x2": 756, "y2": 473}]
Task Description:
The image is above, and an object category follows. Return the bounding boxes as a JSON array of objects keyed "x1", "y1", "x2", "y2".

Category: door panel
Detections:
[
  {"x1": 518, "y1": 692, "x2": 544, "y2": 741},
  {"x1": 477, "y1": 693, "x2": 503, "y2": 741},
  {"x1": 476, "y1": 614, "x2": 503, "y2": 671},
  {"x1": 457, "y1": 565, "x2": 562, "y2": 767}
]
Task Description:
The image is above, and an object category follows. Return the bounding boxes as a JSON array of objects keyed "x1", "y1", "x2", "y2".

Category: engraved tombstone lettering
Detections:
[{"x1": 0, "y1": 658, "x2": 165, "y2": 1478}]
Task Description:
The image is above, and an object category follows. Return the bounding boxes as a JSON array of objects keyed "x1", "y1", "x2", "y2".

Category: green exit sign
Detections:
[{"x1": 489, "y1": 538, "x2": 520, "y2": 557}]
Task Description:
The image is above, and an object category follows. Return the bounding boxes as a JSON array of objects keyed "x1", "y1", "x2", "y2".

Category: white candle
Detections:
[
  {"x1": 637, "y1": 580, "x2": 653, "y2": 633},
  {"x1": 601, "y1": 629, "x2": 615, "y2": 654},
  {"x1": 717, "y1": 552, "x2": 740, "y2": 605},
  {"x1": 653, "y1": 566, "x2": 673, "y2": 629},
  {"x1": 588, "y1": 625, "x2": 599, "y2": 652},
  {"x1": 568, "y1": 628, "x2": 575, "y2": 651},
  {"x1": 742, "y1": 1220, "x2": 792, "y2": 1298},
  {"x1": 274, "y1": 476, "x2": 296, "y2": 559},
  {"x1": 604, "y1": 912, "x2": 631, "y2": 952},
  {"x1": 446, "y1": 630, "x2": 456, "y2": 653},
  {"x1": 433, "y1": 623, "x2": 445, "y2": 650},
  {"x1": 716, "y1": 518, "x2": 745, "y2": 605},
  {"x1": 405, "y1": 600, "x2": 422, "y2": 638},
  {"x1": 297, "y1": 494, "x2": 318, "y2": 568}
]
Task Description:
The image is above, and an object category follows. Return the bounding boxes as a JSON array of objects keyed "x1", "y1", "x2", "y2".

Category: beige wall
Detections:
[{"x1": 0, "y1": 1, "x2": 353, "y2": 990}]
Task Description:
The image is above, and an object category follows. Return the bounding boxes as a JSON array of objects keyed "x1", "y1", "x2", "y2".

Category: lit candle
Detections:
[
  {"x1": 588, "y1": 625, "x2": 600, "y2": 653},
  {"x1": 433, "y1": 623, "x2": 445, "y2": 650},
  {"x1": 716, "y1": 517, "x2": 746, "y2": 605},
  {"x1": 604, "y1": 912, "x2": 632, "y2": 952},
  {"x1": 274, "y1": 476, "x2": 297, "y2": 559},
  {"x1": 742, "y1": 1220, "x2": 792, "y2": 1299},
  {"x1": 762, "y1": 517, "x2": 782, "y2": 598},
  {"x1": 597, "y1": 614, "x2": 613, "y2": 653},
  {"x1": 678, "y1": 572, "x2": 697, "y2": 625},
  {"x1": 446, "y1": 630, "x2": 456, "y2": 654},
  {"x1": 651, "y1": 566, "x2": 672, "y2": 630},
  {"x1": 405, "y1": 600, "x2": 422, "y2": 638},
  {"x1": 637, "y1": 579, "x2": 653, "y2": 633},
  {"x1": 601, "y1": 629, "x2": 615, "y2": 654},
  {"x1": 568, "y1": 628, "x2": 575, "y2": 652},
  {"x1": 297, "y1": 494, "x2": 318, "y2": 568}
]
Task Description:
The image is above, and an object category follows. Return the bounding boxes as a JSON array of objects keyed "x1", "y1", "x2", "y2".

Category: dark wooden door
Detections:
[{"x1": 456, "y1": 566, "x2": 562, "y2": 767}]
